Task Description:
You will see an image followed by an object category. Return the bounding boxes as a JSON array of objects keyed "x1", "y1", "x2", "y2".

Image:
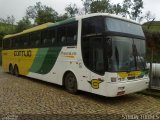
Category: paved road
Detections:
[{"x1": 0, "y1": 67, "x2": 160, "y2": 120}]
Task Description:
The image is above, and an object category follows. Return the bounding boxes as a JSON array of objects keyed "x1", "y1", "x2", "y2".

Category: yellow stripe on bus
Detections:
[{"x1": 2, "y1": 49, "x2": 38, "y2": 75}]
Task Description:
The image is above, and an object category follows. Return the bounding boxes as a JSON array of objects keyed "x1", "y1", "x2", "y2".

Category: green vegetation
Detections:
[
  {"x1": 0, "y1": 48, "x2": 1, "y2": 65},
  {"x1": 143, "y1": 21, "x2": 160, "y2": 62},
  {"x1": 143, "y1": 21, "x2": 160, "y2": 32},
  {"x1": 0, "y1": 22, "x2": 16, "y2": 34}
]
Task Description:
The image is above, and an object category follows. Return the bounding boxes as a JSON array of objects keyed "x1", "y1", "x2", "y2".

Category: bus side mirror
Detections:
[{"x1": 105, "y1": 37, "x2": 112, "y2": 58}]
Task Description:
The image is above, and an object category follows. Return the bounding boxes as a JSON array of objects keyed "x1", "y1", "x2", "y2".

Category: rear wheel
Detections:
[
  {"x1": 14, "y1": 65, "x2": 19, "y2": 77},
  {"x1": 9, "y1": 64, "x2": 14, "y2": 75},
  {"x1": 64, "y1": 72, "x2": 78, "y2": 94}
]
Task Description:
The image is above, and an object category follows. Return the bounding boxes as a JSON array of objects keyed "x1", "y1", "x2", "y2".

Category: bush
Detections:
[
  {"x1": 0, "y1": 49, "x2": 1, "y2": 66},
  {"x1": 144, "y1": 30, "x2": 160, "y2": 63}
]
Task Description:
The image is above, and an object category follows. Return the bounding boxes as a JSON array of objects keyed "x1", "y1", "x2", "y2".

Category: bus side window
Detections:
[
  {"x1": 49, "y1": 29, "x2": 56, "y2": 45},
  {"x1": 82, "y1": 17, "x2": 103, "y2": 35},
  {"x1": 30, "y1": 33, "x2": 35, "y2": 47},
  {"x1": 30, "y1": 32, "x2": 41, "y2": 48},
  {"x1": 22, "y1": 35, "x2": 29, "y2": 48},
  {"x1": 42, "y1": 30, "x2": 51, "y2": 47},
  {"x1": 11, "y1": 38, "x2": 16, "y2": 49},
  {"x1": 36, "y1": 32, "x2": 41, "y2": 47},
  {"x1": 66, "y1": 22, "x2": 78, "y2": 46},
  {"x1": 19, "y1": 36, "x2": 25, "y2": 49},
  {"x1": 57, "y1": 26, "x2": 66, "y2": 45},
  {"x1": 15, "y1": 38, "x2": 20, "y2": 49},
  {"x1": 3, "y1": 39, "x2": 9, "y2": 49},
  {"x1": 8, "y1": 39, "x2": 11, "y2": 49}
]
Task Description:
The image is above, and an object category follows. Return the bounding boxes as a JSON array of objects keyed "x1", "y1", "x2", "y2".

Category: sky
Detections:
[{"x1": 0, "y1": 0, "x2": 160, "y2": 23}]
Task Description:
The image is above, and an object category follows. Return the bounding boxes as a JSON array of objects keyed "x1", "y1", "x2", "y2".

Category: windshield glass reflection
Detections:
[{"x1": 108, "y1": 36, "x2": 146, "y2": 72}]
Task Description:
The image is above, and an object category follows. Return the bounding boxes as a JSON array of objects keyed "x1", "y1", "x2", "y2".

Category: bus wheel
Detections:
[
  {"x1": 9, "y1": 64, "x2": 14, "y2": 75},
  {"x1": 64, "y1": 72, "x2": 77, "y2": 94},
  {"x1": 14, "y1": 65, "x2": 19, "y2": 77}
]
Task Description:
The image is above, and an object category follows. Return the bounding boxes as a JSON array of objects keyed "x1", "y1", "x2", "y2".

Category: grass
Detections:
[
  {"x1": 0, "y1": 22, "x2": 16, "y2": 34},
  {"x1": 143, "y1": 21, "x2": 160, "y2": 32}
]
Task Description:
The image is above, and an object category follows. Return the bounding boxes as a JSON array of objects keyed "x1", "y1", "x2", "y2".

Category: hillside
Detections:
[
  {"x1": 143, "y1": 21, "x2": 160, "y2": 32},
  {"x1": 0, "y1": 22, "x2": 16, "y2": 34}
]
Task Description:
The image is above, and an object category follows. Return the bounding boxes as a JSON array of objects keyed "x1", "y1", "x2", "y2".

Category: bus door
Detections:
[{"x1": 88, "y1": 37, "x2": 105, "y2": 92}]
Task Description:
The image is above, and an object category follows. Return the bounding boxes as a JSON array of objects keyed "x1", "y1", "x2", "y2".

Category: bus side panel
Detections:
[
  {"x1": 27, "y1": 46, "x2": 92, "y2": 93},
  {"x1": 27, "y1": 47, "x2": 63, "y2": 84},
  {"x1": 2, "y1": 49, "x2": 38, "y2": 75},
  {"x1": 2, "y1": 50, "x2": 11, "y2": 72}
]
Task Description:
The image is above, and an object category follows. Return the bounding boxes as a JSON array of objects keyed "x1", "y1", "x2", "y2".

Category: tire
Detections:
[
  {"x1": 9, "y1": 64, "x2": 14, "y2": 75},
  {"x1": 64, "y1": 72, "x2": 78, "y2": 94},
  {"x1": 14, "y1": 65, "x2": 19, "y2": 77}
]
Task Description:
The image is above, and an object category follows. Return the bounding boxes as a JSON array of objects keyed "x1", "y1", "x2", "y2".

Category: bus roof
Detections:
[
  {"x1": 3, "y1": 22, "x2": 53, "y2": 39},
  {"x1": 3, "y1": 13, "x2": 140, "y2": 39},
  {"x1": 76, "y1": 13, "x2": 140, "y2": 25},
  {"x1": 3, "y1": 18, "x2": 76, "y2": 39}
]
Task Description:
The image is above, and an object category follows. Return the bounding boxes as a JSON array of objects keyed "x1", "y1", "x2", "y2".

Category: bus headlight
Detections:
[{"x1": 111, "y1": 77, "x2": 117, "y2": 82}]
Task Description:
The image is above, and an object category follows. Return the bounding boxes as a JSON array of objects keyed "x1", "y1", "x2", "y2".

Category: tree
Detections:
[
  {"x1": 26, "y1": 2, "x2": 58, "y2": 25},
  {"x1": 131, "y1": 0, "x2": 143, "y2": 20},
  {"x1": 0, "y1": 15, "x2": 16, "y2": 34},
  {"x1": 112, "y1": 3, "x2": 123, "y2": 15},
  {"x1": 122, "y1": 0, "x2": 133, "y2": 17},
  {"x1": 145, "y1": 11, "x2": 155, "y2": 22},
  {"x1": 36, "y1": 7, "x2": 58, "y2": 24},
  {"x1": 57, "y1": 13, "x2": 69, "y2": 22},
  {"x1": 0, "y1": 15, "x2": 15, "y2": 25},
  {"x1": 121, "y1": 0, "x2": 143, "y2": 21},
  {"x1": 90, "y1": 0, "x2": 113, "y2": 13},
  {"x1": 81, "y1": 0, "x2": 92, "y2": 14},
  {"x1": 65, "y1": 4, "x2": 79, "y2": 17},
  {"x1": 16, "y1": 17, "x2": 31, "y2": 32}
]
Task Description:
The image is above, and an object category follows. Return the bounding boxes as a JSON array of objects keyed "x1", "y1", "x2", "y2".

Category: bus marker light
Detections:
[
  {"x1": 111, "y1": 77, "x2": 117, "y2": 82},
  {"x1": 117, "y1": 91, "x2": 125, "y2": 96}
]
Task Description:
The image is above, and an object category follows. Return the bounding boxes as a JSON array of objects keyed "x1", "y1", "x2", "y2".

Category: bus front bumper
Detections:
[{"x1": 104, "y1": 78, "x2": 149, "y2": 97}]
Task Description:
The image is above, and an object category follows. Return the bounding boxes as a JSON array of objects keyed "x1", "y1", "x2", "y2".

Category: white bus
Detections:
[{"x1": 2, "y1": 13, "x2": 149, "y2": 97}]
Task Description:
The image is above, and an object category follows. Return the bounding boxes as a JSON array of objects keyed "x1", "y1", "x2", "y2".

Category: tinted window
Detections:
[
  {"x1": 15, "y1": 38, "x2": 20, "y2": 48},
  {"x1": 66, "y1": 23, "x2": 78, "y2": 45},
  {"x1": 82, "y1": 37, "x2": 105, "y2": 75},
  {"x1": 57, "y1": 22, "x2": 78, "y2": 46},
  {"x1": 3, "y1": 39, "x2": 9, "y2": 49},
  {"x1": 42, "y1": 29, "x2": 56, "y2": 47},
  {"x1": 57, "y1": 26, "x2": 66, "y2": 45},
  {"x1": 21, "y1": 35, "x2": 30, "y2": 48},
  {"x1": 30, "y1": 32, "x2": 41, "y2": 47},
  {"x1": 105, "y1": 17, "x2": 144, "y2": 37},
  {"x1": 82, "y1": 17, "x2": 103, "y2": 36},
  {"x1": 50, "y1": 29, "x2": 56, "y2": 45}
]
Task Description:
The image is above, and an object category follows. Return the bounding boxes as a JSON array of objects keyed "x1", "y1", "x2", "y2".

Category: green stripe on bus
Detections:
[
  {"x1": 36, "y1": 47, "x2": 62, "y2": 74},
  {"x1": 30, "y1": 48, "x2": 49, "y2": 73}
]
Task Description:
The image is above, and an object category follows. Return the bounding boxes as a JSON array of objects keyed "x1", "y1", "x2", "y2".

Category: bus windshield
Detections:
[
  {"x1": 105, "y1": 17, "x2": 145, "y2": 37},
  {"x1": 107, "y1": 36, "x2": 146, "y2": 72},
  {"x1": 82, "y1": 16, "x2": 147, "y2": 74}
]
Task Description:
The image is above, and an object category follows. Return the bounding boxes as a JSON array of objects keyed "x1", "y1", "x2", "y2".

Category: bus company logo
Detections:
[
  {"x1": 88, "y1": 79, "x2": 104, "y2": 89},
  {"x1": 14, "y1": 50, "x2": 32, "y2": 57},
  {"x1": 61, "y1": 51, "x2": 77, "y2": 58}
]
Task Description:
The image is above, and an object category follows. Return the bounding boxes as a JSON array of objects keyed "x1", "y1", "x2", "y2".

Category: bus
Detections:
[{"x1": 2, "y1": 13, "x2": 149, "y2": 97}]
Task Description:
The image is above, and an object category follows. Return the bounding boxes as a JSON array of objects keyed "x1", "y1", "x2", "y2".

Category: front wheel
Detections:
[{"x1": 64, "y1": 72, "x2": 78, "y2": 94}]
